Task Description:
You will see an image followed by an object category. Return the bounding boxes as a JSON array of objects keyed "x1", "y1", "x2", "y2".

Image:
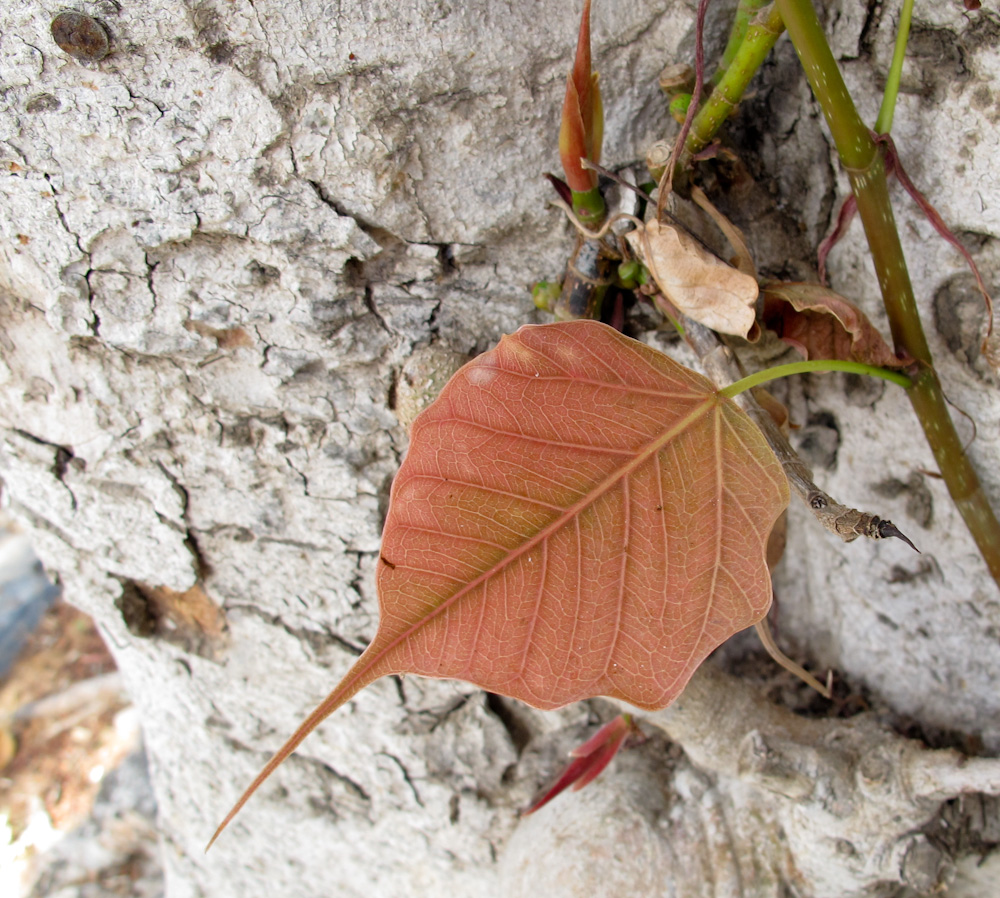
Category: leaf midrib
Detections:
[{"x1": 380, "y1": 393, "x2": 721, "y2": 672}]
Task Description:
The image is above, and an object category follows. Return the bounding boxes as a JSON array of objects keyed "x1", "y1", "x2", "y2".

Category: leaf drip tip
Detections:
[{"x1": 876, "y1": 518, "x2": 920, "y2": 553}]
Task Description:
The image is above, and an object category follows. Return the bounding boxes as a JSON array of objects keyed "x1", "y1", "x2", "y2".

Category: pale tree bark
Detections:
[{"x1": 1, "y1": 2, "x2": 999, "y2": 896}]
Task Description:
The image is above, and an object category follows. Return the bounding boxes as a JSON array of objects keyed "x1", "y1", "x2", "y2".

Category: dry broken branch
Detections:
[{"x1": 680, "y1": 315, "x2": 916, "y2": 548}]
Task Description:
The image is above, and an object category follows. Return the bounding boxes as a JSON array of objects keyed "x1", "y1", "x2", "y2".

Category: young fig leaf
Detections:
[
  {"x1": 209, "y1": 320, "x2": 788, "y2": 847},
  {"x1": 524, "y1": 714, "x2": 636, "y2": 815},
  {"x1": 559, "y1": 0, "x2": 603, "y2": 195},
  {"x1": 762, "y1": 281, "x2": 911, "y2": 368}
]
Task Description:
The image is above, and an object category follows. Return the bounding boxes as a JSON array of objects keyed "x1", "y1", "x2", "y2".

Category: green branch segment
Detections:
[
  {"x1": 682, "y1": 3, "x2": 786, "y2": 163},
  {"x1": 775, "y1": 0, "x2": 1000, "y2": 588},
  {"x1": 874, "y1": 0, "x2": 914, "y2": 134},
  {"x1": 715, "y1": 0, "x2": 774, "y2": 83}
]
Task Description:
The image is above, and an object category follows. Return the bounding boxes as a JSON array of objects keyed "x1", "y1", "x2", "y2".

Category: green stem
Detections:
[
  {"x1": 715, "y1": 0, "x2": 772, "y2": 83},
  {"x1": 774, "y1": 0, "x2": 873, "y2": 168},
  {"x1": 776, "y1": 0, "x2": 1000, "y2": 588},
  {"x1": 570, "y1": 187, "x2": 607, "y2": 229},
  {"x1": 874, "y1": 0, "x2": 914, "y2": 134},
  {"x1": 719, "y1": 359, "x2": 911, "y2": 399},
  {"x1": 683, "y1": 4, "x2": 786, "y2": 162}
]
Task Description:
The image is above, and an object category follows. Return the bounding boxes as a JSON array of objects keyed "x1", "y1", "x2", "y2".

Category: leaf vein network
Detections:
[
  {"x1": 405, "y1": 473, "x2": 570, "y2": 510},
  {"x1": 440, "y1": 416, "x2": 638, "y2": 455}
]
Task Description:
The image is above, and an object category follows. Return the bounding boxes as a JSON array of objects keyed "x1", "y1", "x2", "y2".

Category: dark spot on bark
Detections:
[
  {"x1": 954, "y1": 229, "x2": 992, "y2": 252},
  {"x1": 288, "y1": 359, "x2": 327, "y2": 384},
  {"x1": 794, "y1": 411, "x2": 840, "y2": 471},
  {"x1": 24, "y1": 376, "x2": 54, "y2": 404},
  {"x1": 887, "y1": 558, "x2": 939, "y2": 584},
  {"x1": 51, "y1": 12, "x2": 111, "y2": 62},
  {"x1": 206, "y1": 40, "x2": 235, "y2": 65},
  {"x1": 963, "y1": 12, "x2": 1000, "y2": 53},
  {"x1": 857, "y1": 0, "x2": 882, "y2": 59},
  {"x1": 933, "y1": 272, "x2": 993, "y2": 377},
  {"x1": 25, "y1": 93, "x2": 61, "y2": 114},
  {"x1": 876, "y1": 612, "x2": 899, "y2": 630},
  {"x1": 905, "y1": 23, "x2": 969, "y2": 99},
  {"x1": 246, "y1": 259, "x2": 281, "y2": 285},
  {"x1": 904, "y1": 474, "x2": 933, "y2": 529},
  {"x1": 52, "y1": 445, "x2": 75, "y2": 482},
  {"x1": 116, "y1": 580, "x2": 158, "y2": 638},
  {"x1": 220, "y1": 418, "x2": 257, "y2": 448},
  {"x1": 310, "y1": 298, "x2": 357, "y2": 332},
  {"x1": 485, "y1": 693, "x2": 533, "y2": 754},
  {"x1": 342, "y1": 257, "x2": 367, "y2": 289},
  {"x1": 386, "y1": 368, "x2": 398, "y2": 411},
  {"x1": 872, "y1": 472, "x2": 933, "y2": 529},
  {"x1": 842, "y1": 371, "x2": 886, "y2": 408},
  {"x1": 971, "y1": 84, "x2": 992, "y2": 109},
  {"x1": 115, "y1": 579, "x2": 228, "y2": 659},
  {"x1": 873, "y1": 477, "x2": 907, "y2": 499}
]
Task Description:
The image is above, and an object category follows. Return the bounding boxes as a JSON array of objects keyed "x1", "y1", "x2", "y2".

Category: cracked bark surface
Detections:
[{"x1": 2, "y1": 1, "x2": 1000, "y2": 896}]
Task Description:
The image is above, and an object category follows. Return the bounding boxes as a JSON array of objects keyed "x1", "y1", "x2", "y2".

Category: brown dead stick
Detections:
[
  {"x1": 681, "y1": 315, "x2": 918, "y2": 550},
  {"x1": 754, "y1": 618, "x2": 832, "y2": 699}
]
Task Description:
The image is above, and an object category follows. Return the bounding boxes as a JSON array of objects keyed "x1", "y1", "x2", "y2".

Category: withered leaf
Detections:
[
  {"x1": 626, "y1": 220, "x2": 759, "y2": 338},
  {"x1": 762, "y1": 281, "x2": 911, "y2": 368}
]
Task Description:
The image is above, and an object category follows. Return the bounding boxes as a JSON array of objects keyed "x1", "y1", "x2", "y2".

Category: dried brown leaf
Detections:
[
  {"x1": 626, "y1": 220, "x2": 758, "y2": 338},
  {"x1": 762, "y1": 281, "x2": 910, "y2": 368}
]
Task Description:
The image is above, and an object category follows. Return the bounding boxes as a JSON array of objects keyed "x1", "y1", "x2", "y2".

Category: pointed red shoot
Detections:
[
  {"x1": 559, "y1": 0, "x2": 603, "y2": 194},
  {"x1": 524, "y1": 714, "x2": 634, "y2": 815}
]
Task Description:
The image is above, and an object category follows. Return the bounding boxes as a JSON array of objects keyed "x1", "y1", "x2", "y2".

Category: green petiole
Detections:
[{"x1": 719, "y1": 359, "x2": 912, "y2": 399}]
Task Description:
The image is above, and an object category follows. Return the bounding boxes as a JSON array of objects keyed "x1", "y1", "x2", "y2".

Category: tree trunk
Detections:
[{"x1": 2, "y1": 2, "x2": 999, "y2": 895}]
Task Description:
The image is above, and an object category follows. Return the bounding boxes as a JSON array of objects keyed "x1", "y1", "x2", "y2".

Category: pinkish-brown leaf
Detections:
[
  {"x1": 209, "y1": 320, "x2": 788, "y2": 846},
  {"x1": 762, "y1": 281, "x2": 911, "y2": 368}
]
